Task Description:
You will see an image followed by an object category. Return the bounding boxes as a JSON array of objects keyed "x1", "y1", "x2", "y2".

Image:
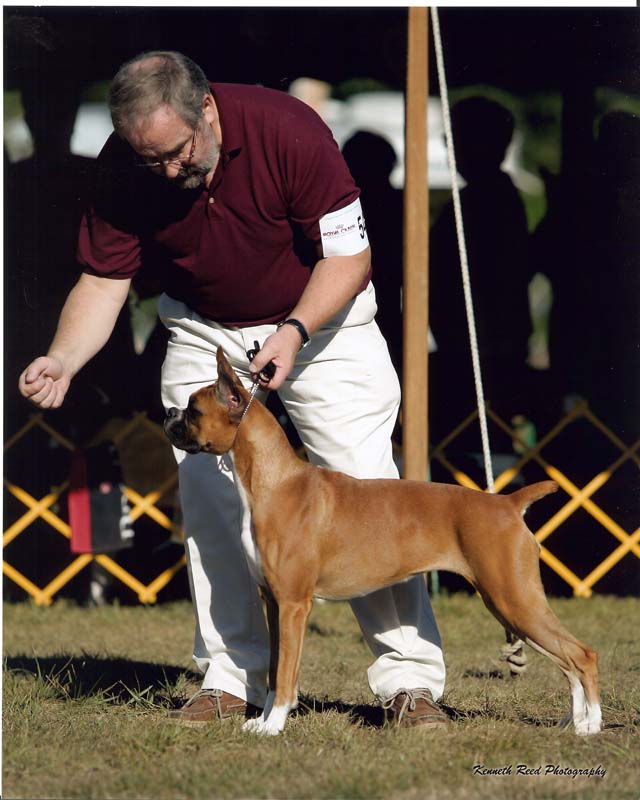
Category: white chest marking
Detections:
[{"x1": 230, "y1": 454, "x2": 265, "y2": 585}]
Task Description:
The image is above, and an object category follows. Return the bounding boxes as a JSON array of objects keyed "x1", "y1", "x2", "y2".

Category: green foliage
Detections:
[
  {"x1": 334, "y1": 77, "x2": 393, "y2": 100},
  {"x1": 3, "y1": 89, "x2": 24, "y2": 121},
  {"x1": 595, "y1": 88, "x2": 640, "y2": 130},
  {"x1": 81, "y1": 80, "x2": 111, "y2": 103}
]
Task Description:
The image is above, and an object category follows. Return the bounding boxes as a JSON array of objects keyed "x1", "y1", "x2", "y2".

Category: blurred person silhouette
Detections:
[
  {"x1": 429, "y1": 97, "x2": 533, "y2": 449},
  {"x1": 576, "y1": 110, "x2": 639, "y2": 443},
  {"x1": 533, "y1": 110, "x2": 639, "y2": 444},
  {"x1": 589, "y1": 111, "x2": 640, "y2": 592},
  {"x1": 342, "y1": 131, "x2": 404, "y2": 378},
  {"x1": 531, "y1": 110, "x2": 639, "y2": 594}
]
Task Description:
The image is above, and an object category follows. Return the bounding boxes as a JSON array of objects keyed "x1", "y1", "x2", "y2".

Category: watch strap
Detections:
[{"x1": 277, "y1": 318, "x2": 310, "y2": 348}]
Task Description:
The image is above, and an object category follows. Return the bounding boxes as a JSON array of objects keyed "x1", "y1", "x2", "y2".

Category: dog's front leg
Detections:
[
  {"x1": 243, "y1": 589, "x2": 279, "y2": 734},
  {"x1": 244, "y1": 596, "x2": 313, "y2": 736}
]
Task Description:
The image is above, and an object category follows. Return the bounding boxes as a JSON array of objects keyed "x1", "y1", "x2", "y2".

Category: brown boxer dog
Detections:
[{"x1": 164, "y1": 347, "x2": 601, "y2": 736}]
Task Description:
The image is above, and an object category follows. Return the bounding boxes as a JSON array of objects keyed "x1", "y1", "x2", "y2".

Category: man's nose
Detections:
[{"x1": 161, "y1": 162, "x2": 182, "y2": 178}]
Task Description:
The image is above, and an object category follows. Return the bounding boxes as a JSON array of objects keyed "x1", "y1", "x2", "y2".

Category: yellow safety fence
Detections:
[
  {"x1": 4, "y1": 413, "x2": 185, "y2": 606},
  {"x1": 431, "y1": 402, "x2": 639, "y2": 597},
  {"x1": 4, "y1": 404, "x2": 639, "y2": 604}
]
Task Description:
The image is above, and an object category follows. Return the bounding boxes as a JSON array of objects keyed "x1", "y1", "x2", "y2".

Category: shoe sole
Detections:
[{"x1": 386, "y1": 717, "x2": 451, "y2": 730}]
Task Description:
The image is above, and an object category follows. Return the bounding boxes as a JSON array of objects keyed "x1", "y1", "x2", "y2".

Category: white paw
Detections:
[
  {"x1": 242, "y1": 702, "x2": 291, "y2": 736},
  {"x1": 557, "y1": 705, "x2": 602, "y2": 735},
  {"x1": 242, "y1": 715, "x2": 266, "y2": 733},
  {"x1": 574, "y1": 713, "x2": 602, "y2": 736},
  {"x1": 575, "y1": 722, "x2": 601, "y2": 736},
  {"x1": 241, "y1": 690, "x2": 275, "y2": 732},
  {"x1": 243, "y1": 717, "x2": 284, "y2": 736}
]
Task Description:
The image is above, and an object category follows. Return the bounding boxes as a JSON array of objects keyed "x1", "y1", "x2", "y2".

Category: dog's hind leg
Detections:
[
  {"x1": 475, "y1": 537, "x2": 601, "y2": 735},
  {"x1": 518, "y1": 612, "x2": 599, "y2": 735}
]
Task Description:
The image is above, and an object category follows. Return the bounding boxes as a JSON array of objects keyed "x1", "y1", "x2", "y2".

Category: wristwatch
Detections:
[{"x1": 277, "y1": 318, "x2": 310, "y2": 349}]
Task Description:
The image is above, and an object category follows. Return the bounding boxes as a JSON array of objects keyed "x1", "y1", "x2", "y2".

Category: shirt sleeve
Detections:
[
  {"x1": 76, "y1": 133, "x2": 142, "y2": 279},
  {"x1": 276, "y1": 99, "x2": 363, "y2": 249}
]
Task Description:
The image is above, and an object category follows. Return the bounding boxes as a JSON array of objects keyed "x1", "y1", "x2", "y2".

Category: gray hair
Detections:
[{"x1": 108, "y1": 50, "x2": 210, "y2": 138}]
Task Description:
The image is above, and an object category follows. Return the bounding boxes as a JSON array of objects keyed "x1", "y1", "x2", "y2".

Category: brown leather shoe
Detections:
[
  {"x1": 382, "y1": 688, "x2": 450, "y2": 729},
  {"x1": 168, "y1": 689, "x2": 262, "y2": 724}
]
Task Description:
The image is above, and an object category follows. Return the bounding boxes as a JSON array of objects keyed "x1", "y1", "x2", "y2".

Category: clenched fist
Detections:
[{"x1": 18, "y1": 356, "x2": 70, "y2": 410}]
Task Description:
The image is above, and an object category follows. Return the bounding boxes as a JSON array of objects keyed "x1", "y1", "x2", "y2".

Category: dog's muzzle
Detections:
[{"x1": 164, "y1": 407, "x2": 202, "y2": 454}]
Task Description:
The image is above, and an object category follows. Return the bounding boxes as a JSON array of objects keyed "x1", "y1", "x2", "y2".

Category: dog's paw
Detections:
[
  {"x1": 242, "y1": 703, "x2": 290, "y2": 736},
  {"x1": 243, "y1": 717, "x2": 283, "y2": 736},
  {"x1": 557, "y1": 705, "x2": 602, "y2": 735},
  {"x1": 574, "y1": 711, "x2": 602, "y2": 736},
  {"x1": 575, "y1": 724, "x2": 601, "y2": 736},
  {"x1": 242, "y1": 716, "x2": 266, "y2": 733}
]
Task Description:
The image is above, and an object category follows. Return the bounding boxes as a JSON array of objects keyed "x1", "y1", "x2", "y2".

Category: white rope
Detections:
[
  {"x1": 501, "y1": 638, "x2": 528, "y2": 675},
  {"x1": 430, "y1": 6, "x2": 495, "y2": 494}
]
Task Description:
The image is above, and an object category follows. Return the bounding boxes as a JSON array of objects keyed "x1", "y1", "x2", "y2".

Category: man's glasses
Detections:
[{"x1": 135, "y1": 125, "x2": 198, "y2": 170}]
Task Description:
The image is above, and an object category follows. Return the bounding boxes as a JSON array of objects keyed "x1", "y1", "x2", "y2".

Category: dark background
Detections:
[
  {"x1": 4, "y1": 6, "x2": 639, "y2": 599},
  {"x1": 5, "y1": 6, "x2": 640, "y2": 92}
]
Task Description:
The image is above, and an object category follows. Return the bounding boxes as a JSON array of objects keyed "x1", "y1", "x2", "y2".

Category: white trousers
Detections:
[{"x1": 159, "y1": 284, "x2": 445, "y2": 706}]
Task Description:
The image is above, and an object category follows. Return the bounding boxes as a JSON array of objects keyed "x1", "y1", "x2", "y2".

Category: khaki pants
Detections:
[{"x1": 159, "y1": 284, "x2": 445, "y2": 706}]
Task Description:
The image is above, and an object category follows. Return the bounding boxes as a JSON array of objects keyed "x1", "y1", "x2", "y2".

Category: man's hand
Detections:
[
  {"x1": 19, "y1": 356, "x2": 70, "y2": 410},
  {"x1": 248, "y1": 249, "x2": 371, "y2": 391},
  {"x1": 249, "y1": 324, "x2": 303, "y2": 391},
  {"x1": 17, "y1": 272, "x2": 131, "y2": 411}
]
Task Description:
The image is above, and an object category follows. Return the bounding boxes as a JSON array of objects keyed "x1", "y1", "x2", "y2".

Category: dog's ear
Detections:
[
  {"x1": 216, "y1": 347, "x2": 244, "y2": 387},
  {"x1": 215, "y1": 372, "x2": 245, "y2": 419},
  {"x1": 215, "y1": 347, "x2": 248, "y2": 420}
]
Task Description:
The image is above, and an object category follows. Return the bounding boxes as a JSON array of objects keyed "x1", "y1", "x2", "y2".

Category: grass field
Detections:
[{"x1": 3, "y1": 593, "x2": 639, "y2": 799}]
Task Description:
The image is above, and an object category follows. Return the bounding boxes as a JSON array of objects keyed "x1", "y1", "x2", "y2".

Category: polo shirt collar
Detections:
[{"x1": 210, "y1": 83, "x2": 243, "y2": 166}]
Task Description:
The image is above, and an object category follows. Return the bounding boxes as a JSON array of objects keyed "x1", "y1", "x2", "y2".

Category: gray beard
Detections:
[{"x1": 171, "y1": 142, "x2": 220, "y2": 190}]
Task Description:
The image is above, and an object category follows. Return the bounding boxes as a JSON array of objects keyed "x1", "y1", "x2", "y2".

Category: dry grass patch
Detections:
[{"x1": 3, "y1": 593, "x2": 639, "y2": 799}]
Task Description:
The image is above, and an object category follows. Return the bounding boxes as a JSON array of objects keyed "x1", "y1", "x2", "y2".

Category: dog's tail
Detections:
[{"x1": 508, "y1": 480, "x2": 559, "y2": 516}]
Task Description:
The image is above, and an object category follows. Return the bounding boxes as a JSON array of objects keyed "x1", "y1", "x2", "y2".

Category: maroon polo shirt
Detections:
[{"x1": 77, "y1": 83, "x2": 367, "y2": 326}]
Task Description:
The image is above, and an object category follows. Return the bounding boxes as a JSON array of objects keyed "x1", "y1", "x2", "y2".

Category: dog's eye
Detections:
[{"x1": 188, "y1": 405, "x2": 203, "y2": 418}]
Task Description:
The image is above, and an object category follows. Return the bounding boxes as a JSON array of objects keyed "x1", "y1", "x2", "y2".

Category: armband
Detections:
[{"x1": 319, "y1": 198, "x2": 369, "y2": 258}]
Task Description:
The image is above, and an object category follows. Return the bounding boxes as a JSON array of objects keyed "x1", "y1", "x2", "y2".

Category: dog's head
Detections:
[{"x1": 163, "y1": 347, "x2": 250, "y2": 455}]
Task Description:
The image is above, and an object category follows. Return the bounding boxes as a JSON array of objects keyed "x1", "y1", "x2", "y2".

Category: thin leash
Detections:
[
  {"x1": 237, "y1": 340, "x2": 276, "y2": 428},
  {"x1": 239, "y1": 381, "x2": 261, "y2": 426}
]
